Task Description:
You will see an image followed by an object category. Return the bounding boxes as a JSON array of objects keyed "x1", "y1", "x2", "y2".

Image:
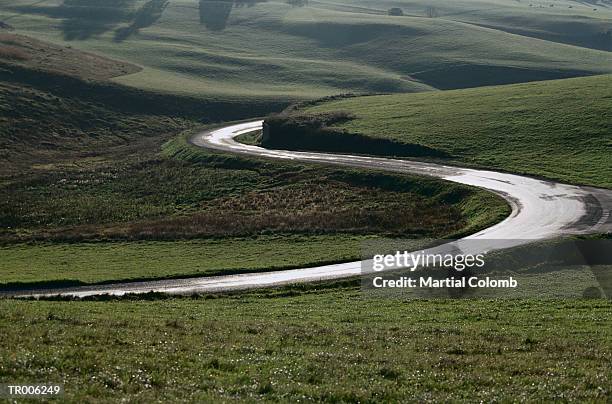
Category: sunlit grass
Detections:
[
  {"x1": 3, "y1": 0, "x2": 611, "y2": 101},
  {"x1": 306, "y1": 74, "x2": 612, "y2": 188},
  {"x1": 0, "y1": 294, "x2": 609, "y2": 401}
]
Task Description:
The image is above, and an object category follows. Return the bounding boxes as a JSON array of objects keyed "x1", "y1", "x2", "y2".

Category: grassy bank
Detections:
[
  {"x1": 303, "y1": 74, "x2": 612, "y2": 188},
  {"x1": 164, "y1": 132, "x2": 509, "y2": 240},
  {"x1": 3, "y1": 130, "x2": 507, "y2": 243},
  {"x1": 0, "y1": 236, "x2": 371, "y2": 287},
  {"x1": 0, "y1": 293, "x2": 609, "y2": 401}
]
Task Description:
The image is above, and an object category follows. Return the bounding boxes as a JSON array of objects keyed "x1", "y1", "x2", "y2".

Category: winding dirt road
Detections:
[{"x1": 6, "y1": 120, "x2": 612, "y2": 297}]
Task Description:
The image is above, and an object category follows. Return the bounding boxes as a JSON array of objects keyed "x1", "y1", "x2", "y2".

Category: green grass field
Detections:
[
  {"x1": 0, "y1": 236, "x2": 372, "y2": 286},
  {"x1": 302, "y1": 74, "x2": 612, "y2": 188},
  {"x1": 1, "y1": 0, "x2": 610, "y2": 102},
  {"x1": 320, "y1": 0, "x2": 612, "y2": 51},
  {"x1": 1, "y1": 291, "x2": 609, "y2": 401}
]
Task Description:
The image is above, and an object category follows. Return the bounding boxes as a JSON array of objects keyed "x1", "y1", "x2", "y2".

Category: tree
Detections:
[{"x1": 425, "y1": 6, "x2": 439, "y2": 18}]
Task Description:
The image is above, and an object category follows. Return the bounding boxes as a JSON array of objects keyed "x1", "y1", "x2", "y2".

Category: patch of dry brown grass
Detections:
[
  {"x1": 0, "y1": 33, "x2": 140, "y2": 80},
  {"x1": 4, "y1": 182, "x2": 464, "y2": 243},
  {"x1": 0, "y1": 45, "x2": 30, "y2": 60}
]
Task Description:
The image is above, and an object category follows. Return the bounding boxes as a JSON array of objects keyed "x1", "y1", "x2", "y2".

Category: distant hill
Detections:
[
  {"x1": 320, "y1": 0, "x2": 612, "y2": 51},
  {"x1": 0, "y1": 33, "x2": 284, "y2": 173},
  {"x1": 1, "y1": 0, "x2": 610, "y2": 101}
]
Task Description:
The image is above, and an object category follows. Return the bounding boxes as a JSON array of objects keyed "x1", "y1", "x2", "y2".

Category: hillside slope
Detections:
[
  {"x1": 1, "y1": 0, "x2": 610, "y2": 101},
  {"x1": 317, "y1": 0, "x2": 612, "y2": 51},
  {"x1": 0, "y1": 33, "x2": 287, "y2": 171},
  {"x1": 302, "y1": 74, "x2": 612, "y2": 188}
]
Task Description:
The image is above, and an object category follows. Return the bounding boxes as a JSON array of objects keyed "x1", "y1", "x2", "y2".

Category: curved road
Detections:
[{"x1": 7, "y1": 120, "x2": 612, "y2": 297}]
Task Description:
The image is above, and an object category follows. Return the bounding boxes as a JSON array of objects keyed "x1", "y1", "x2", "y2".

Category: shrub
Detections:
[{"x1": 262, "y1": 112, "x2": 449, "y2": 159}]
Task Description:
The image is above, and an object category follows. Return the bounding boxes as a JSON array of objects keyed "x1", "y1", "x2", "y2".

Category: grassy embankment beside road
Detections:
[
  {"x1": 276, "y1": 74, "x2": 612, "y2": 188},
  {"x1": 0, "y1": 33, "x2": 508, "y2": 288},
  {"x1": 0, "y1": 291, "x2": 609, "y2": 401}
]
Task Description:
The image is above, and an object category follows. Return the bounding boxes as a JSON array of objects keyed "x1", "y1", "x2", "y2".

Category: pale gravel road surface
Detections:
[{"x1": 5, "y1": 120, "x2": 611, "y2": 297}]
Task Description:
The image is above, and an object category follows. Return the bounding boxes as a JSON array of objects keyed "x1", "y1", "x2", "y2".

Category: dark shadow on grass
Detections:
[
  {"x1": 13, "y1": 278, "x2": 361, "y2": 301},
  {"x1": 61, "y1": 0, "x2": 136, "y2": 40},
  {"x1": 114, "y1": 0, "x2": 169, "y2": 42},
  {"x1": 8, "y1": 0, "x2": 136, "y2": 40},
  {"x1": 199, "y1": 0, "x2": 234, "y2": 31},
  {"x1": 0, "y1": 256, "x2": 360, "y2": 296},
  {"x1": 198, "y1": 0, "x2": 266, "y2": 31},
  {"x1": 412, "y1": 64, "x2": 597, "y2": 90},
  {"x1": 0, "y1": 21, "x2": 14, "y2": 30}
]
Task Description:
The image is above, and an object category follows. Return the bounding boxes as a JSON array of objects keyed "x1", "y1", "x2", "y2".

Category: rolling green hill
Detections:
[
  {"x1": 318, "y1": 0, "x2": 612, "y2": 51},
  {"x1": 1, "y1": 0, "x2": 610, "y2": 102},
  {"x1": 301, "y1": 74, "x2": 612, "y2": 188},
  {"x1": 0, "y1": 33, "x2": 284, "y2": 173}
]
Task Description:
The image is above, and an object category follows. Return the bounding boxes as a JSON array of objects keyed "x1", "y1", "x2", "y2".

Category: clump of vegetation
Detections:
[
  {"x1": 114, "y1": 0, "x2": 169, "y2": 42},
  {"x1": 264, "y1": 110, "x2": 355, "y2": 137},
  {"x1": 262, "y1": 112, "x2": 449, "y2": 158}
]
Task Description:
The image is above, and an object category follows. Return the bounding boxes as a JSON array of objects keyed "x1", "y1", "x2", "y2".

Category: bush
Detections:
[{"x1": 262, "y1": 112, "x2": 449, "y2": 159}]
